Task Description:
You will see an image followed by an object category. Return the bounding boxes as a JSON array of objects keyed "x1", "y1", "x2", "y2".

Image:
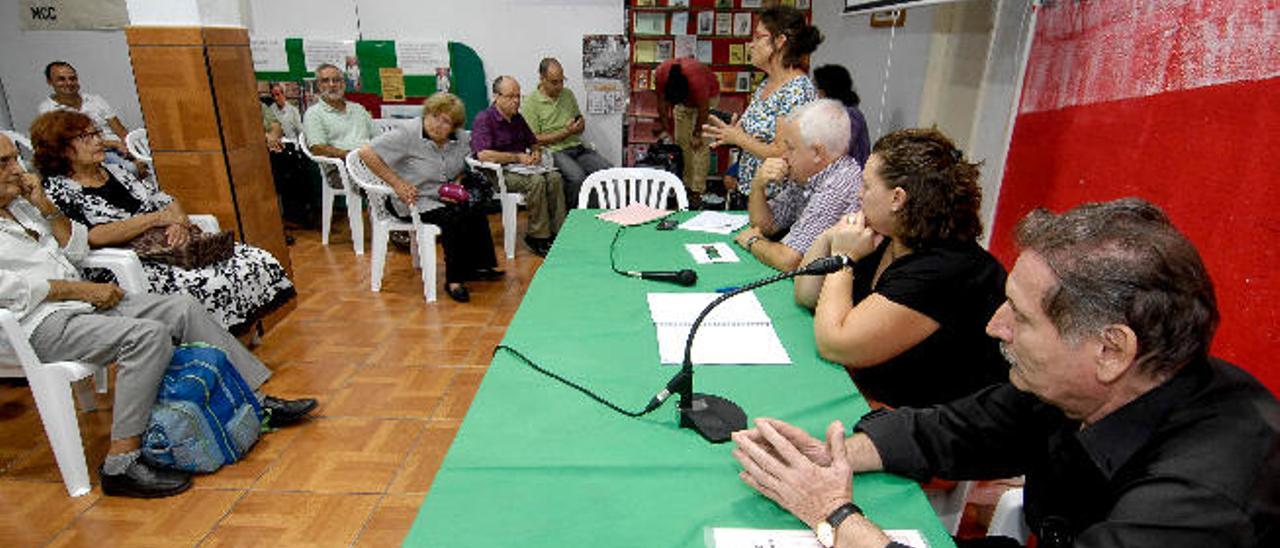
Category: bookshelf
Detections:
[{"x1": 624, "y1": 0, "x2": 812, "y2": 173}]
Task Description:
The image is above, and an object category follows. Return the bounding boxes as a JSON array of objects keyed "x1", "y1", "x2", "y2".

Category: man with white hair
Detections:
[
  {"x1": 734, "y1": 99, "x2": 862, "y2": 271},
  {"x1": 303, "y1": 63, "x2": 377, "y2": 188}
]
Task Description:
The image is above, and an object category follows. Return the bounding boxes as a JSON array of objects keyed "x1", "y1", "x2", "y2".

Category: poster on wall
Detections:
[
  {"x1": 586, "y1": 80, "x2": 626, "y2": 115},
  {"x1": 303, "y1": 39, "x2": 356, "y2": 72},
  {"x1": 395, "y1": 41, "x2": 450, "y2": 75},
  {"x1": 583, "y1": 35, "x2": 628, "y2": 81},
  {"x1": 19, "y1": 0, "x2": 127, "y2": 30},
  {"x1": 380, "y1": 68, "x2": 406, "y2": 101},
  {"x1": 250, "y1": 38, "x2": 289, "y2": 73}
]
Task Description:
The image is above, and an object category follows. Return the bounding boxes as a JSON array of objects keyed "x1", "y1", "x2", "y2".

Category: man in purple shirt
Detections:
[
  {"x1": 734, "y1": 99, "x2": 863, "y2": 271},
  {"x1": 471, "y1": 76, "x2": 566, "y2": 257}
]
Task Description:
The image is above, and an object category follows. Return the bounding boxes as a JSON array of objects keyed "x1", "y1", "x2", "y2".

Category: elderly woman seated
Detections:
[
  {"x1": 31, "y1": 110, "x2": 295, "y2": 336},
  {"x1": 357, "y1": 92, "x2": 500, "y2": 303},
  {"x1": 794, "y1": 128, "x2": 1008, "y2": 408}
]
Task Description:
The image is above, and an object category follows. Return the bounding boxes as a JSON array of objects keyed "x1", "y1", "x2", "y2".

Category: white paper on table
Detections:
[
  {"x1": 678, "y1": 211, "x2": 749, "y2": 235},
  {"x1": 709, "y1": 527, "x2": 928, "y2": 548},
  {"x1": 648, "y1": 292, "x2": 789, "y2": 365},
  {"x1": 395, "y1": 41, "x2": 450, "y2": 74},
  {"x1": 596, "y1": 203, "x2": 671, "y2": 226},
  {"x1": 250, "y1": 37, "x2": 289, "y2": 72},
  {"x1": 686, "y1": 242, "x2": 739, "y2": 264}
]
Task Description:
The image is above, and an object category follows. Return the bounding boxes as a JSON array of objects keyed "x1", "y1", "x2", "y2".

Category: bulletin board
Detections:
[{"x1": 254, "y1": 39, "x2": 488, "y2": 128}]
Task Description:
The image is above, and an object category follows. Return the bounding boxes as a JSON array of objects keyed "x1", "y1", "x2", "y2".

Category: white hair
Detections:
[{"x1": 787, "y1": 99, "x2": 850, "y2": 158}]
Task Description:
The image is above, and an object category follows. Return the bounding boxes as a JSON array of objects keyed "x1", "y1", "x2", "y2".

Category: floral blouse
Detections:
[{"x1": 736, "y1": 75, "x2": 817, "y2": 195}]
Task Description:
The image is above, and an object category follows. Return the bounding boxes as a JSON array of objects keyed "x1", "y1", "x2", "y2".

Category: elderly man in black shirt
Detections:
[{"x1": 731, "y1": 198, "x2": 1279, "y2": 548}]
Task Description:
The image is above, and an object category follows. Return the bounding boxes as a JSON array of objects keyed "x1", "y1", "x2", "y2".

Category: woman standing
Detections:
[
  {"x1": 703, "y1": 6, "x2": 822, "y2": 203},
  {"x1": 357, "y1": 92, "x2": 500, "y2": 303},
  {"x1": 32, "y1": 110, "x2": 294, "y2": 336}
]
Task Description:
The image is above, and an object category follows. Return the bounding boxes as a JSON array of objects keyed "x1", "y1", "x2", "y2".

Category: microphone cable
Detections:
[
  {"x1": 494, "y1": 344, "x2": 656, "y2": 418},
  {"x1": 608, "y1": 223, "x2": 631, "y2": 277}
]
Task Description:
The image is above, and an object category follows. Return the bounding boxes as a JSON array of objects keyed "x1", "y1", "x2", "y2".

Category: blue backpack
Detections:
[{"x1": 142, "y1": 343, "x2": 265, "y2": 473}]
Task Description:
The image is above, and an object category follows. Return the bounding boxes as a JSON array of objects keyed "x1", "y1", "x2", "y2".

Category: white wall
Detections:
[
  {"x1": 0, "y1": 0, "x2": 142, "y2": 134},
  {"x1": 246, "y1": 0, "x2": 625, "y2": 164},
  {"x1": 810, "y1": 0, "x2": 937, "y2": 141}
]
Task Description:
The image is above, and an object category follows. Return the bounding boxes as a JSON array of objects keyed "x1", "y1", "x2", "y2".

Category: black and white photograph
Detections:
[{"x1": 582, "y1": 34, "x2": 628, "y2": 81}]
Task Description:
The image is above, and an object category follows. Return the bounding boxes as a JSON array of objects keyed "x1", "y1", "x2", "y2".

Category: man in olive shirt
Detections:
[
  {"x1": 732, "y1": 199, "x2": 1279, "y2": 548},
  {"x1": 521, "y1": 58, "x2": 611, "y2": 206}
]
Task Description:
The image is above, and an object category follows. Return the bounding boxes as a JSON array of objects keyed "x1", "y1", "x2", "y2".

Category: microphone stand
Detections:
[{"x1": 673, "y1": 255, "x2": 852, "y2": 443}]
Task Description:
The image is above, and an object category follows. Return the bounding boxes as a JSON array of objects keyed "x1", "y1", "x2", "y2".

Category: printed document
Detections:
[
  {"x1": 647, "y1": 292, "x2": 789, "y2": 365},
  {"x1": 709, "y1": 527, "x2": 927, "y2": 548},
  {"x1": 678, "y1": 211, "x2": 749, "y2": 235}
]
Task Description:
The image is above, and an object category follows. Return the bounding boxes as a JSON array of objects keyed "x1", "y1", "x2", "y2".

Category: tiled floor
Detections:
[{"x1": 0, "y1": 211, "x2": 1013, "y2": 546}]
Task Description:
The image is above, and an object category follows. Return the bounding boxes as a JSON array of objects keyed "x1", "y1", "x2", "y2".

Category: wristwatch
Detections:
[
  {"x1": 744, "y1": 235, "x2": 761, "y2": 252},
  {"x1": 815, "y1": 502, "x2": 863, "y2": 548}
]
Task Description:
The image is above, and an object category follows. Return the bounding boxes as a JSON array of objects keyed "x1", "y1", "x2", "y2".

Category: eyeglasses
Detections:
[
  {"x1": 72, "y1": 130, "x2": 104, "y2": 143},
  {"x1": 317, "y1": 77, "x2": 345, "y2": 84}
]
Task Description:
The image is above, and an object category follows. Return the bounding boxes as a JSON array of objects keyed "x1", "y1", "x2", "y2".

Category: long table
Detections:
[{"x1": 405, "y1": 210, "x2": 953, "y2": 547}]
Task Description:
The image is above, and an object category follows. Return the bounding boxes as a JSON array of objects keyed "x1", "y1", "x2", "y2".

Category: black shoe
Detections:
[
  {"x1": 263, "y1": 395, "x2": 318, "y2": 428},
  {"x1": 524, "y1": 235, "x2": 551, "y2": 257},
  {"x1": 469, "y1": 268, "x2": 505, "y2": 281},
  {"x1": 389, "y1": 231, "x2": 412, "y2": 250},
  {"x1": 100, "y1": 460, "x2": 192, "y2": 498},
  {"x1": 445, "y1": 283, "x2": 471, "y2": 303}
]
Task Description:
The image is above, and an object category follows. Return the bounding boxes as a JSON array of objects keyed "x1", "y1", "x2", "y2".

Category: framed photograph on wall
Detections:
[
  {"x1": 733, "y1": 12, "x2": 752, "y2": 37},
  {"x1": 697, "y1": 11, "x2": 714, "y2": 35},
  {"x1": 715, "y1": 13, "x2": 732, "y2": 35}
]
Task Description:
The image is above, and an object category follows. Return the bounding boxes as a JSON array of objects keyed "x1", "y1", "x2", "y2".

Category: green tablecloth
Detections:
[{"x1": 405, "y1": 210, "x2": 954, "y2": 548}]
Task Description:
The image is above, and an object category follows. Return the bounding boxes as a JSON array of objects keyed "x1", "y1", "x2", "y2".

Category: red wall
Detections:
[{"x1": 989, "y1": 1, "x2": 1280, "y2": 394}]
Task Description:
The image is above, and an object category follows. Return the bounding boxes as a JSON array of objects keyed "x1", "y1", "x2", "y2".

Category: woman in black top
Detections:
[{"x1": 794, "y1": 128, "x2": 1008, "y2": 408}]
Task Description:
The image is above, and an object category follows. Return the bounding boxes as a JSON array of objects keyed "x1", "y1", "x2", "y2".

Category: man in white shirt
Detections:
[
  {"x1": 38, "y1": 62, "x2": 129, "y2": 155},
  {"x1": 0, "y1": 134, "x2": 316, "y2": 498}
]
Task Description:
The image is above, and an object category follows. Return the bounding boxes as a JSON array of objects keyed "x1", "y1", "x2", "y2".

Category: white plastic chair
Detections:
[
  {"x1": 987, "y1": 487, "x2": 1030, "y2": 542},
  {"x1": 344, "y1": 149, "x2": 442, "y2": 303},
  {"x1": 124, "y1": 128, "x2": 151, "y2": 163},
  {"x1": 464, "y1": 155, "x2": 524, "y2": 260},
  {"x1": 1, "y1": 129, "x2": 35, "y2": 172},
  {"x1": 926, "y1": 480, "x2": 975, "y2": 535},
  {"x1": 298, "y1": 132, "x2": 365, "y2": 255},
  {"x1": 0, "y1": 310, "x2": 101, "y2": 497},
  {"x1": 0, "y1": 246, "x2": 152, "y2": 497},
  {"x1": 578, "y1": 167, "x2": 689, "y2": 210}
]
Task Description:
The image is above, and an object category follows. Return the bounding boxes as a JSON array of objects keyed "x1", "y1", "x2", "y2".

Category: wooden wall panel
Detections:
[
  {"x1": 206, "y1": 44, "x2": 260, "y2": 151},
  {"x1": 227, "y1": 145, "x2": 289, "y2": 264},
  {"x1": 152, "y1": 151, "x2": 237, "y2": 231},
  {"x1": 127, "y1": 45, "x2": 221, "y2": 151}
]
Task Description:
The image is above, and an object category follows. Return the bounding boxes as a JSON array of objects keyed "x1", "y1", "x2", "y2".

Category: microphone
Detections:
[
  {"x1": 625, "y1": 269, "x2": 698, "y2": 286},
  {"x1": 649, "y1": 255, "x2": 854, "y2": 443}
]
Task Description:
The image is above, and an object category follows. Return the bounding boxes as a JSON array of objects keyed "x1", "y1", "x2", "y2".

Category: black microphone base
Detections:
[{"x1": 679, "y1": 393, "x2": 747, "y2": 444}]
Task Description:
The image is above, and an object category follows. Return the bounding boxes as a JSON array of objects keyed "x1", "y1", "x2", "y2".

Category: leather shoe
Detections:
[
  {"x1": 263, "y1": 395, "x2": 317, "y2": 428},
  {"x1": 100, "y1": 460, "x2": 192, "y2": 498},
  {"x1": 469, "y1": 268, "x2": 504, "y2": 281},
  {"x1": 445, "y1": 283, "x2": 471, "y2": 303},
  {"x1": 524, "y1": 235, "x2": 551, "y2": 257}
]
